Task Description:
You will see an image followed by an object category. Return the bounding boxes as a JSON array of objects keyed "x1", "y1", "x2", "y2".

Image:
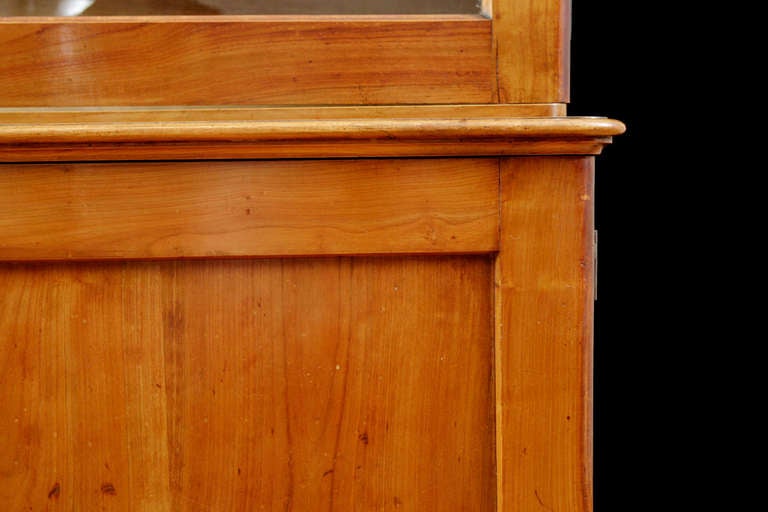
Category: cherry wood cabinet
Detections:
[{"x1": 0, "y1": 1, "x2": 623, "y2": 510}]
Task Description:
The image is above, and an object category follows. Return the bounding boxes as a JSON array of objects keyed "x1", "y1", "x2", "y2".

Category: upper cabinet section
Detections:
[
  {"x1": 0, "y1": 0, "x2": 481, "y2": 16},
  {"x1": 0, "y1": 17, "x2": 496, "y2": 106},
  {"x1": 0, "y1": 0, "x2": 569, "y2": 107}
]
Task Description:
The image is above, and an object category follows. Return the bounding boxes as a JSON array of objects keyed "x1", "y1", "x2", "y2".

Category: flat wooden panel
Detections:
[
  {"x1": 0, "y1": 18, "x2": 493, "y2": 106},
  {"x1": 0, "y1": 158, "x2": 499, "y2": 261},
  {"x1": 0, "y1": 256, "x2": 495, "y2": 510},
  {"x1": 492, "y1": 0, "x2": 570, "y2": 103},
  {"x1": 496, "y1": 157, "x2": 594, "y2": 511},
  {"x1": 0, "y1": 263, "x2": 171, "y2": 509}
]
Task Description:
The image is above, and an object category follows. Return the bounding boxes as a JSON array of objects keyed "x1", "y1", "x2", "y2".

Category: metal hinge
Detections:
[{"x1": 593, "y1": 229, "x2": 598, "y2": 301}]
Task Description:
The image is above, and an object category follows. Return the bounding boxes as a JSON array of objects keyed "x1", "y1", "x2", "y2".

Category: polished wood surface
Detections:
[
  {"x1": 0, "y1": 17, "x2": 493, "y2": 106},
  {"x1": 0, "y1": 103, "x2": 568, "y2": 122},
  {"x1": 1, "y1": 0, "x2": 479, "y2": 16},
  {"x1": 492, "y1": 0, "x2": 571, "y2": 103},
  {"x1": 0, "y1": 1, "x2": 619, "y2": 509},
  {"x1": 496, "y1": 157, "x2": 595, "y2": 511},
  {"x1": 0, "y1": 256, "x2": 495, "y2": 510},
  {"x1": 0, "y1": 113, "x2": 625, "y2": 161},
  {"x1": 0, "y1": 159, "x2": 499, "y2": 261},
  {"x1": 1, "y1": 3, "x2": 572, "y2": 106},
  {"x1": 0, "y1": 116, "x2": 625, "y2": 143},
  {"x1": 0, "y1": 155, "x2": 604, "y2": 510}
]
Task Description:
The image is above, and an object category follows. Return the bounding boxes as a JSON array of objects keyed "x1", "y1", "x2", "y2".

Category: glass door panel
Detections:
[{"x1": 0, "y1": 0, "x2": 481, "y2": 16}]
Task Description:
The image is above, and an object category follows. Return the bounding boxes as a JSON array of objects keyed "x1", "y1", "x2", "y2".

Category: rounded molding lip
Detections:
[
  {"x1": 0, "y1": 117, "x2": 626, "y2": 143},
  {"x1": 0, "y1": 109, "x2": 625, "y2": 161}
]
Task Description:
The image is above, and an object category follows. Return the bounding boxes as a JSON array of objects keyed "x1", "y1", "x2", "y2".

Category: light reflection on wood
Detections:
[{"x1": 0, "y1": 0, "x2": 480, "y2": 16}]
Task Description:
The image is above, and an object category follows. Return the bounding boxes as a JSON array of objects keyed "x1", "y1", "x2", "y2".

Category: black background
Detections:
[
  {"x1": 569, "y1": 2, "x2": 658, "y2": 510},
  {"x1": 568, "y1": 2, "x2": 736, "y2": 507}
]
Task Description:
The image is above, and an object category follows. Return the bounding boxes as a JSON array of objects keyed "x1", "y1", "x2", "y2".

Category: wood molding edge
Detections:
[{"x1": 0, "y1": 113, "x2": 625, "y2": 161}]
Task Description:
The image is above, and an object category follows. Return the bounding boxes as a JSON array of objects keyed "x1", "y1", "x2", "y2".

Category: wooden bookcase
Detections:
[{"x1": 0, "y1": 1, "x2": 623, "y2": 509}]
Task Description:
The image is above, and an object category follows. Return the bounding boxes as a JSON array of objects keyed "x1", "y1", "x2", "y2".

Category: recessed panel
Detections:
[{"x1": 0, "y1": 256, "x2": 495, "y2": 510}]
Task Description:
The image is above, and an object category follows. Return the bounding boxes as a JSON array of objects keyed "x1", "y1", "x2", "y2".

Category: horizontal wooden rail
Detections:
[
  {"x1": 0, "y1": 17, "x2": 493, "y2": 107},
  {"x1": 0, "y1": 113, "x2": 625, "y2": 161},
  {"x1": 0, "y1": 158, "x2": 499, "y2": 261},
  {"x1": 0, "y1": 104, "x2": 567, "y2": 122},
  {"x1": 0, "y1": 118, "x2": 624, "y2": 143}
]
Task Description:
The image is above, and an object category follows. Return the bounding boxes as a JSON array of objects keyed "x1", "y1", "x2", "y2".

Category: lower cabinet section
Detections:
[
  {"x1": 0, "y1": 256, "x2": 495, "y2": 510},
  {"x1": 0, "y1": 153, "x2": 602, "y2": 511}
]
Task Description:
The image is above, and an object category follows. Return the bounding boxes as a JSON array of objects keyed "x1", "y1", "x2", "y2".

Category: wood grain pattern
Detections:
[
  {"x1": 0, "y1": 1, "x2": 619, "y2": 509},
  {"x1": 0, "y1": 115, "x2": 625, "y2": 161},
  {"x1": 492, "y1": 0, "x2": 570, "y2": 103},
  {"x1": 0, "y1": 139, "x2": 618, "y2": 162},
  {"x1": 0, "y1": 256, "x2": 495, "y2": 510},
  {"x1": 496, "y1": 157, "x2": 595, "y2": 512},
  {"x1": 0, "y1": 117, "x2": 625, "y2": 143},
  {"x1": 0, "y1": 263, "x2": 171, "y2": 510},
  {"x1": 0, "y1": 4, "x2": 576, "y2": 106},
  {"x1": 0, "y1": 0, "x2": 479, "y2": 16},
  {"x1": 0, "y1": 17, "x2": 493, "y2": 106},
  {"x1": 0, "y1": 159, "x2": 499, "y2": 261},
  {"x1": 0, "y1": 103, "x2": 568, "y2": 122}
]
